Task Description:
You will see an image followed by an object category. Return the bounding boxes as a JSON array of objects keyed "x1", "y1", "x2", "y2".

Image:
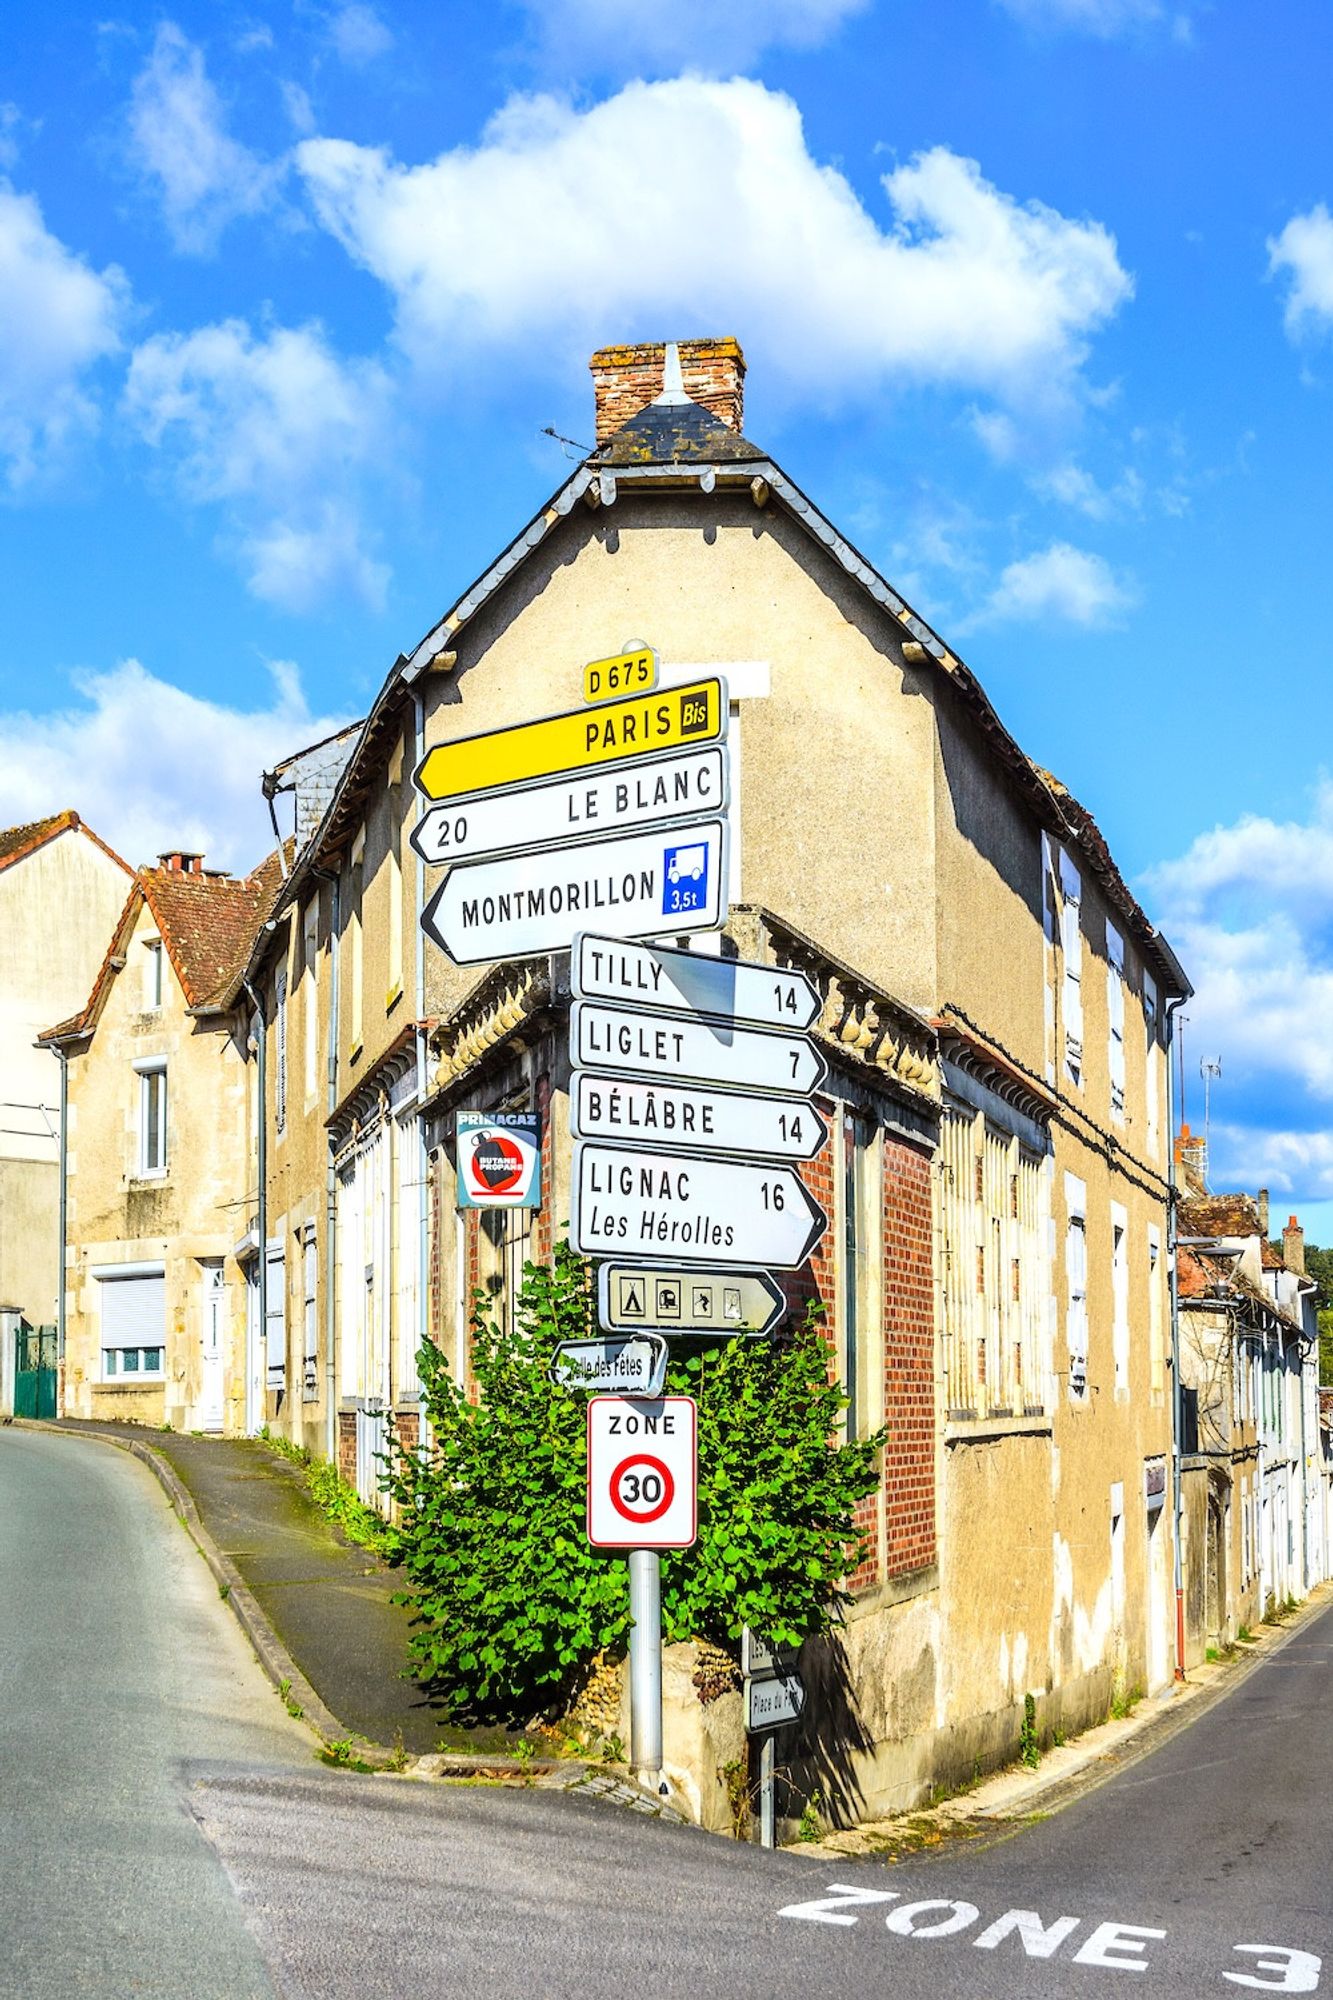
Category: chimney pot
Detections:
[
  {"x1": 158, "y1": 851, "x2": 204, "y2": 875},
  {"x1": 589, "y1": 338, "x2": 746, "y2": 444}
]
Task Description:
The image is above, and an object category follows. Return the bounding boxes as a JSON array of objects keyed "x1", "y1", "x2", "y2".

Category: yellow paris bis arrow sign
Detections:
[{"x1": 414, "y1": 677, "x2": 726, "y2": 802}]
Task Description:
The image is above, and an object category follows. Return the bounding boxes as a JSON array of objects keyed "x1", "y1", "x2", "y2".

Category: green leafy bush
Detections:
[{"x1": 385, "y1": 1241, "x2": 882, "y2": 1724}]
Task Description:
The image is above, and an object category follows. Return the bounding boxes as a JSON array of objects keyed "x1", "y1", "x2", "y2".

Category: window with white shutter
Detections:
[
  {"x1": 1106, "y1": 922, "x2": 1125, "y2": 1122},
  {"x1": 1143, "y1": 972, "x2": 1159, "y2": 1157},
  {"x1": 1064, "y1": 1174, "x2": 1088, "y2": 1401},
  {"x1": 275, "y1": 968, "x2": 288, "y2": 1136},
  {"x1": 266, "y1": 1249, "x2": 286, "y2": 1387},
  {"x1": 99, "y1": 1270, "x2": 166, "y2": 1379},
  {"x1": 1059, "y1": 852, "x2": 1083, "y2": 1086}
]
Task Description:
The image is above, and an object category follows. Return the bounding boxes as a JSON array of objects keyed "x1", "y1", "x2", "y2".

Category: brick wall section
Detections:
[
  {"x1": 392, "y1": 1408, "x2": 419, "y2": 1454},
  {"x1": 337, "y1": 1409, "x2": 357, "y2": 1486},
  {"x1": 589, "y1": 338, "x2": 746, "y2": 441},
  {"x1": 882, "y1": 1136, "x2": 937, "y2": 1580},
  {"x1": 786, "y1": 1106, "x2": 937, "y2": 1594},
  {"x1": 532, "y1": 1072, "x2": 553, "y2": 1264}
]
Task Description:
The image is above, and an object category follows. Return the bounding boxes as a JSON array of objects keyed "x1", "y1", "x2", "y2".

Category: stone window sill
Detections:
[{"x1": 945, "y1": 1412, "x2": 1053, "y2": 1445}]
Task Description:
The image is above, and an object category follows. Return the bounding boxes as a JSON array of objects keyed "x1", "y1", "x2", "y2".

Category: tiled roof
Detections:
[
  {"x1": 0, "y1": 809, "x2": 131, "y2": 878},
  {"x1": 40, "y1": 848, "x2": 287, "y2": 1042},
  {"x1": 1179, "y1": 1193, "x2": 1262, "y2": 1239},
  {"x1": 1261, "y1": 1240, "x2": 1284, "y2": 1270},
  {"x1": 143, "y1": 851, "x2": 286, "y2": 1010}
]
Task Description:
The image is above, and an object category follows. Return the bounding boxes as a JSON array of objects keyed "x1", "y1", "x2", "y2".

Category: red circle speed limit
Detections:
[
  {"x1": 609, "y1": 1453, "x2": 675, "y2": 1525},
  {"x1": 587, "y1": 1396, "x2": 697, "y2": 1549}
]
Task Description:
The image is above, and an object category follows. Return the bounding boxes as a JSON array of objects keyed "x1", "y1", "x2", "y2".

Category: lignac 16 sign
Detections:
[{"x1": 455, "y1": 1111, "x2": 542, "y2": 1209}]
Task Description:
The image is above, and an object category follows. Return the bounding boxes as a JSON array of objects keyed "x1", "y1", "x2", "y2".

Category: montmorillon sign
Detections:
[{"x1": 422, "y1": 821, "x2": 728, "y2": 966}]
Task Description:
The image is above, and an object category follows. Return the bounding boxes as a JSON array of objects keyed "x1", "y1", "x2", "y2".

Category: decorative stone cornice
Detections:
[
  {"x1": 431, "y1": 960, "x2": 551, "y2": 1090},
  {"x1": 732, "y1": 906, "x2": 940, "y2": 1105},
  {"x1": 934, "y1": 1006, "x2": 1056, "y2": 1128}
]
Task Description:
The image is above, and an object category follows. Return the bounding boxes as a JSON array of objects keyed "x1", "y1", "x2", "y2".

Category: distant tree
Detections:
[{"x1": 1301, "y1": 1242, "x2": 1333, "y2": 1313}]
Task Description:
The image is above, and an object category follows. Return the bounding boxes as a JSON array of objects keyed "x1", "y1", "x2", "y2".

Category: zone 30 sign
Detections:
[{"x1": 586, "y1": 1396, "x2": 697, "y2": 1550}]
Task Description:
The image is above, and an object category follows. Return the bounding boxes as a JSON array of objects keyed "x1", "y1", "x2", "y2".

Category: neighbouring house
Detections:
[
  {"x1": 0, "y1": 811, "x2": 131, "y2": 1402},
  {"x1": 242, "y1": 335, "x2": 1191, "y2": 1829},
  {"x1": 1176, "y1": 1186, "x2": 1325, "y2": 1657},
  {"x1": 40, "y1": 850, "x2": 281, "y2": 1430}
]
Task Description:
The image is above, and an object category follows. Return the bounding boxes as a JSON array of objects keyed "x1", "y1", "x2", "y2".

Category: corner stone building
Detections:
[{"x1": 254, "y1": 338, "x2": 1190, "y2": 1826}]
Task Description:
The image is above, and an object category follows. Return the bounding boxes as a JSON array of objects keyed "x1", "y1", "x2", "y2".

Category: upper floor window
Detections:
[
  {"x1": 275, "y1": 967, "x2": 288, "y2": 1136},
  {"x1": 1106, "y1": 922, "x2": 1126, "y2": 1123},
  {"x1": 349, "y1": 829, "x2": 365, "y2": 1057},
  {"x1": 144, "y1": 939, "x2": 164, "y2": 1011},
  {"x1": 1143, "y1": 971, "x2": 1160, "y2": 1157},
  {"x1": 1059, "y1": 852, "x2": 1083, "y2": 1087},
  {"x1": 302, "y1": 901, "x2": 319, "y2": 1104},
  {"x1": 135, "y1": 1060, "x2": 167, "y2": 1177}
]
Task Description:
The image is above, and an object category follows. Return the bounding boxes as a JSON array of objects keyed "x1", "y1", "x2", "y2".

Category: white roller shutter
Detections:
[{"x1": 99, "y1": 1272, "x2": 165, "y2": 1346}]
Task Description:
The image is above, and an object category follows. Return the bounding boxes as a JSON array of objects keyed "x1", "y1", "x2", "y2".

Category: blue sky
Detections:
[{"x1": 4, "y1": 0, "x2": 1333, "y2": 1224}]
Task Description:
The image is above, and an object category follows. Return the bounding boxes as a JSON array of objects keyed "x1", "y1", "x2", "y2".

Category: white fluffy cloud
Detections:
[
  {"x1": 0, "y1": 659, "x2": 355, "y2": 873},
  {"x1": 128, "y1": 22, "x2": 282, "y2": 252},
  {"x1": 1269, "y1": 204, "x2": 1333, "y2": 338},
  {"x1": 0, "y1": 181, "x2": 127, "y2": 489},
  {"x1": 519, "y1": 0, "x2": 867, "y2": 73},
  {"x1": 123, "y1": 317, "x2": 392, "y2": 610},
  {"x1": 1144, "y1": 783, "x2": 1333, "y2": 1198},
  {"x1": 969, "y1": 541, "x2": 1134, "y2": 626},
  {"x1": 296, "y1": 79, "x2": 1131, "y2": 418},
  {"x1": 996, "y1": 0, "x2": 1166, "y2": 32},
  {"x1": 326, "y1": 4, "x2": 395, "y2": 64}
]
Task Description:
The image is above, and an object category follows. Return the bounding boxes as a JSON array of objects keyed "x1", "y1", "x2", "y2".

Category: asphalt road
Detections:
[{"x1": 3, "y1": 1426, "x2": 1330, "y2": 2000}]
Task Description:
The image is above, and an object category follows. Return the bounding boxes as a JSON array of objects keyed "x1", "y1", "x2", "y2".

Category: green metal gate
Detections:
[{"x1": 14, "y1": 1323, "x2": 57, "y2": 1420}]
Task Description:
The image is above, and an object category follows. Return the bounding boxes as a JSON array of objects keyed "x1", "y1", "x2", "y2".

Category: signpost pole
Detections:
[
  {"x1": 760, "y1": 1734, "x2": 775, "y2": 1850},
  {"x1": 628, "y1": 1548, "x2": 663, "y2": 1785}
]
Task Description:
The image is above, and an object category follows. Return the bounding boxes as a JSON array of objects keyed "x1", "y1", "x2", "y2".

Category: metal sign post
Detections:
[
  {"x1": 760, "y1": 1735, "x2": 775, "y2": 1851},
  {"x1": 628, "y1": 1549, "x2": 663, "y2": 1786}
]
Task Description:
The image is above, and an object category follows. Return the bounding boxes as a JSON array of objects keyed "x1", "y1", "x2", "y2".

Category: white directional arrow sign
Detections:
[
  {"x1": 410, "y1": 746, "x2": 727, "y2": 869},
  {"x1": 572, "y1": 1072, "x2": 828, "y2": 1161},
  {"x1": 573, "y1": 933, "x2": 821, "y2": 1031},
  {"x1": 571, "y1": 1143, "x2": 827, "y2": 1270},
  {"x1": 570, "y1": 1001, "x2": 827, "y2": 1099},
  {"x1": 422, "y1": 820, "x2": 727, "y2": 966}
]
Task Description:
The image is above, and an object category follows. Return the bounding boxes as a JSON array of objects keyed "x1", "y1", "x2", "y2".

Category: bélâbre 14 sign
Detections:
[{"x1": 455, "y1": 1111, "x2": 542, "y2": 1210}]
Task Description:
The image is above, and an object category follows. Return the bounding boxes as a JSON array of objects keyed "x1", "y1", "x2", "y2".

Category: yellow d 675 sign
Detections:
[
  {"x1": 582, "y1": 644, "x2": 658, "y2": 706},
  {"x1": 414, "y1": 677, "x2": 726, "y2": 802}
]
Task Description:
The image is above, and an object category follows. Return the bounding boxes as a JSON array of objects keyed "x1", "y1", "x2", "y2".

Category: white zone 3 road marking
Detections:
[{"x1": 777, "y1": 1886, "x2": 1322, "y2": 1990}]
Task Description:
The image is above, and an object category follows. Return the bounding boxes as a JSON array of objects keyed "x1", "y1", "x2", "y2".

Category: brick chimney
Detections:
[
  {"x1": 590, "y1": 338, "x2": 746, "y2": 444},
  {"x1": 158, "y1": 851, "x2": 204, "y2": 875},
  {"x1": 1175, "y1": 1122, "x2": 1207, "y2": 1197},
  {"x1": 1258, "y1": 1186, "x2": 1270, "y2": 1237},
  {"x1": 1282, "y1": 1214, "x2": 1305, "y2": 1275}
]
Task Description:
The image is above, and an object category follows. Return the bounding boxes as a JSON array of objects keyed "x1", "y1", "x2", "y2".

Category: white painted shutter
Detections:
[
  {"x1": 266, "y1": 1251, "x2": 286, "y2": 1385},
  {"x1": 100, "y1": 1273, "x2": 165, "y2": 1346}
]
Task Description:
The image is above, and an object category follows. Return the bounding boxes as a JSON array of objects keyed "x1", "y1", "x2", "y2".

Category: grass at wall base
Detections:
[{"x1": 384, "y1": 1240, "x2": 883, "y2": 1727}]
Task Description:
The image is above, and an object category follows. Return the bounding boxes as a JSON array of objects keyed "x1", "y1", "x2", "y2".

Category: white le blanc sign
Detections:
[
  {"x1": 571, "y1": 1143, "x2": 827, "y2": 1269},
  {"x1": 422, "y1": 820, "x2": 727, "y2": 966},
  {"x1": 571, "y1": 1072, "x2": 828, "y2": 1161},
  {"x1": 573, "y1": 933, "x2": 821, "y2": 1031},
  {"x1": 570, "y1": 1001, "x2": 827, "y2": 1098},
  {"x1": 410, "y1": 746, "x2": 727, "y2": 869}
]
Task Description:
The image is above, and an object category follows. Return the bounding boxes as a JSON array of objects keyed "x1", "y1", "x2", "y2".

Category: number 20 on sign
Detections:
[{"x1": 586, "y1": 1396, "x2": 697, "y2": 1549}]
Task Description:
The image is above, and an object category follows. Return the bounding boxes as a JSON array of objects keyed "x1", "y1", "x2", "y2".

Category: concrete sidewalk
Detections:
[{"x1": 44, "y1": 1420, "x2": 492, "y2": 1756}]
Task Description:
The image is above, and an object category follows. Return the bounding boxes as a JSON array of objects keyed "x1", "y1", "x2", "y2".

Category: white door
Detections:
[{"x1": 200, "y1": 1262, "x2": 225, "y2": 1432}]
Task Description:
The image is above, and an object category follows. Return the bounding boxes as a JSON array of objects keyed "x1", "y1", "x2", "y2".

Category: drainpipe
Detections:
[
  {"x1": 311, "y1": 863, "x2": 341, "y2": 1463},
  {"x1": 56, "y1": 1045, "x2": 69, "y2": 1415},
  {"x1": 1165, "y1": 992, "x2": 1188, "y2": 1680},
  {"x1": 413, "y1": 690, "x2": 430, "y2": 1433},
  {"x1": 243, "y1": 977, "x2": 267, "y2": 1437}
]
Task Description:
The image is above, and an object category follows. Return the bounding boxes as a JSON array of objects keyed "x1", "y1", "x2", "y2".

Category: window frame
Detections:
[
  {"x1": 95, "y1": 1264, "x2": 167, "y2": 1383},
  {"x1": 134, "y1": 1057, "x2": 168, "y2": 1179},
  {"x1": 143, "y1": 937, "x2": 165, "y2": 1012}
]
